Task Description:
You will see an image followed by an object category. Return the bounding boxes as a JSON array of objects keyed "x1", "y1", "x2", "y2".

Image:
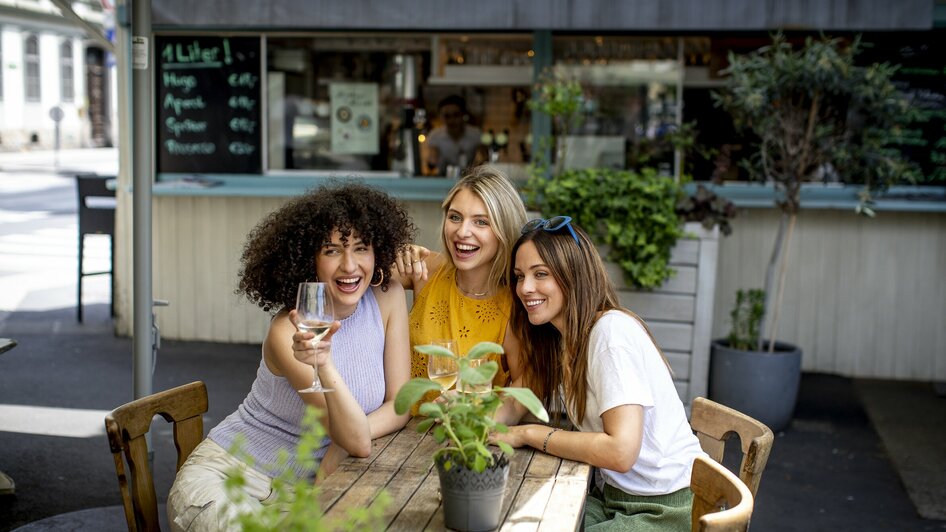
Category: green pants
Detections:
[{"x1": 584, "y1": 482, "x2": 693, "y2": 531}]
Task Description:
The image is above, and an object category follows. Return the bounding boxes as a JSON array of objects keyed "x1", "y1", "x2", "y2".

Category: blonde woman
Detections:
[{"x1": 397, "y1": 165, "x2": 528, "y2": 398}]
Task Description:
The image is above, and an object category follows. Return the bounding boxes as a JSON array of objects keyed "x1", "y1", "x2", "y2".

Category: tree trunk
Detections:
[
  {"x1": 758, "y1": 213, "x2": 786, "y2": 350},
  {"x1": 766, "y1": 212, "x2": 797, "y2": 353}
]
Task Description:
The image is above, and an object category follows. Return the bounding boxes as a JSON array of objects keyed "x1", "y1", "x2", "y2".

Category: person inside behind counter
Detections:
[{"x1": 425, "y1": 94, "x2": 483, "y2": 177}]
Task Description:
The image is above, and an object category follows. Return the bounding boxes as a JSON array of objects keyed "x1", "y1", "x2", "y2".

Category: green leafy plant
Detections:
[
  {"x1": 524, "y1": 69, "x2": 585, "y2": 196},
  {"x1": 224, "y1": 407, "x2": 389, "y2": 531},
  {"x1": 714, "y1": 33, "x2": 917, "y2": 350},
  {"x1": 727, "y1": 288, "x2": 766, "y2": 351},
  {"x1": 394, "y1": 342, "x2": 549, "y2": 473},
  {"x1": 534, "y1": 167, "x2": 684, "y2": 289},
  {"x1": 676, "y1": 184, "x2": 737, "y2": 236}
]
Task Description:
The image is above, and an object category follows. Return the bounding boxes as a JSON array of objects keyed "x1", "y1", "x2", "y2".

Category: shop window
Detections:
[
  {"x1": 550, "y1": 35, "x2": 682, "y2": 175},
  {"x1": 24, "y1": 34, "x2": 40, "y2": 102},
  {"x1": 266, "y1": 34, "x2": 432, "y2": 173},
  {"x1": 266, "y1": 33, "x2": 534, "y2": 176},
  {"x1": 60, "y1": 40, "x2": 74, "y2": 102}
]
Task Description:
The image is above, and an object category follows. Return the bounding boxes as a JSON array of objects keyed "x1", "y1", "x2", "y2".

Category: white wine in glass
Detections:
[
  {"x1": 296, "y1": 282, "x2": 335, "y2": 393},
  {"x1": 427, "y1": 338, "x2": 458, "y2": 390}
]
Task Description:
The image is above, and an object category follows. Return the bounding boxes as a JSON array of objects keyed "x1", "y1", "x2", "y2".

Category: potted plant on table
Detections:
[
  {"x1": 709, "y1": 33, "x2": 916, "y2": 431},
  {"x1": 394, "y1": 341, "x2": 548, "y2": 532}
]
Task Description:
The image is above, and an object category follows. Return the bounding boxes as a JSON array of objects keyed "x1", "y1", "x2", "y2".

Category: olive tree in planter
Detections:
[
  {"x1": 395, "y1": 342, "x2": 548, "y2": 532},
  {"x1": 709, "y1": 34, "x2": 915, "y2": 430}
]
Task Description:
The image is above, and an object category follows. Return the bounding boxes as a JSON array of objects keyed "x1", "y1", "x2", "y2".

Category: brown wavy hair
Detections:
[
  {"x1": 238, "y1": 182, "x2": 416, "y2": 313},
  {"x1": 509, "y1": 222, "x2": 670, "y2": 425}
]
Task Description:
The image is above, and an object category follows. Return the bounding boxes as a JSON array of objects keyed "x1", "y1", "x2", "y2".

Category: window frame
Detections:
[
  {"x1": 60, "y1": 39, "x2": 74, "y2": 103},
  {"x1": 24, "y1": 34, "x2": 41, "y2": 102}
]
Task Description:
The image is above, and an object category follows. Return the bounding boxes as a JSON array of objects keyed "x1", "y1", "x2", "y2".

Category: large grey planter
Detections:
[
  {"x1": 436, "y1": 455, "x2": 509, "y2": 532},
  {"x1": 709, "y1": 339, "x2": 802, "y2": 432}
]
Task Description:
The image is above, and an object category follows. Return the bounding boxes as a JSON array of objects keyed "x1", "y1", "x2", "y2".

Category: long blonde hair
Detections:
[
  {"x1": 509, "y1": 223, "x2": 671, "y2": 425},
  {"x1": 440, "y1": 165, "x2": 527, "y2": 291}
]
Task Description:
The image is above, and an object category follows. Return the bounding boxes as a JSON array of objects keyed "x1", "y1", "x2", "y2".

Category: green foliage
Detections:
[
  {"x1": 727, "y1": 289, "x2": 766, "y2": 351},
  {"x1": 224, "y1": 407, "x2": 389, "y2": 531},
  {"x1": 394, "y1": 342, "x2": 549, "y2": 474},
  {"x1": 528, "y1": 69, "x2": 584, "y2": 135},
  {"x1": 714, "y1": 33, "x2": 918, "y2": 214},
  {"x1": 531, "y1": 167, "x2": 684, "y2": 289},
  {"x1": 676, "y1": 184, "x2": 737, "y2": 236},
  {"x1": 524, "y1": 69, "x2": 585, "y2": 191}
]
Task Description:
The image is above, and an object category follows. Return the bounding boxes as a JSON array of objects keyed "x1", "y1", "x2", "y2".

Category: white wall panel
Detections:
[{"x1": 712, "y1": 209, "x2": 946, "y2": 381}]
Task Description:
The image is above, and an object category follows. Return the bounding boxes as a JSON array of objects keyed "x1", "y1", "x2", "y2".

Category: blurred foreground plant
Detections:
[{"x1": 225, "y1": 407, "x2": 389, "y2": 531}]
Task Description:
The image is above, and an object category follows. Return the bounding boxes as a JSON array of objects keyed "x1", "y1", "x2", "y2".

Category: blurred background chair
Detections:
[
  {"x1": 105, "y1": 381, "x2": 208, "y2": 532},
  {"x1": 690, "y1": 397, "x2": 774, "y2": 498},
  {"x1": 690, "y1": 454, "x2": 754, "y2": 532},
  {"x1": 76, "y1": 173, "x2": 116, "y2": 322}
]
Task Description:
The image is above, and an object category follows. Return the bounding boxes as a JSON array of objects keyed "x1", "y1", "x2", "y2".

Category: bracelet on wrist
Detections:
[{"x1": 542, "y1": 427, "x2": 560, "y2": 454}]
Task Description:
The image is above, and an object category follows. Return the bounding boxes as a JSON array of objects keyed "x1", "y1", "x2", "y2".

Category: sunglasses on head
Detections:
[{"x1": 521, "y1": 216, "x2": 580, "y2": 245}]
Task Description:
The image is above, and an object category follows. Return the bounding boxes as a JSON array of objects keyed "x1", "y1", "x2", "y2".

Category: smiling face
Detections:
[
  {"x1": 514, "y1": 240, "x2": 566, "y2": 332},
  {"x1": 315, "y1": 230, "x2": 375, "y2": 317},
  {"x1": 443, "y1": 188, "x2": 499, "y2": 275}
]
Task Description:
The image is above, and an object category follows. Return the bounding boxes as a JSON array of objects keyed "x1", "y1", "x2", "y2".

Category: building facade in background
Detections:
[{"x1": 0, "y1": 0, "x2": 114, "y2": 151}]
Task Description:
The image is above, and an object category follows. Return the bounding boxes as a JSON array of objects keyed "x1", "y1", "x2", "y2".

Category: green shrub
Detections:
[{"x1": 532, "y1": 167, "x2": 683, "y2": 289}]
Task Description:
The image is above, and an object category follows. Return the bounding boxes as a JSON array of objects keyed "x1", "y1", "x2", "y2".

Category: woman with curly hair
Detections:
[
  {"x1": 168, "y1": 182, "x2": 415, "y2": 531},
  {"x1": 396, "y1": 165, "x2": 528, "y2": 405}
]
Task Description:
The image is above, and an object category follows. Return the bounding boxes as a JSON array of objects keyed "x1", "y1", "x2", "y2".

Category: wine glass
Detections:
[
  {"x1": 295, "y1": 282, "x2": 335, "y2": 393},
  {"x1": 459, "y1": 355, "x2": 492, "y2": 394},
  {"x1": 427, "y1": 338, "x2": 458, "y2": 390}
]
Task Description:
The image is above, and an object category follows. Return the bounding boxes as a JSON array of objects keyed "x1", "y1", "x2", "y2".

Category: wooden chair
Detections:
[
  {"x1": 690, "y1": 397, "x2": 774, "y2": 498},
  {"x1": 105, "y1": 381, "x2": 208, "y2": 531},
  {"x1": 691, "y1": 455, "x2": 754, "y2": 532}
]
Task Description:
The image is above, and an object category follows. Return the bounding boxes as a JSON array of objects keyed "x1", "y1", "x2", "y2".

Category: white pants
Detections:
[{"x1": 167, "y1": 439, "x2": 276, "y2": 531}]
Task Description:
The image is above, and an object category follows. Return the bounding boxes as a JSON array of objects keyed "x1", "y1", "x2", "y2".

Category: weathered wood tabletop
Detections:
[{"x1": 318, "y1": 417, "x2": 591, "y2": 531}]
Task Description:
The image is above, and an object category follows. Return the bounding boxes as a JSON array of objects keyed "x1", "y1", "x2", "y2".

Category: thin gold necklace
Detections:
[{"x1": 456, "y1": 275, "x2": 488, "y2": 297}]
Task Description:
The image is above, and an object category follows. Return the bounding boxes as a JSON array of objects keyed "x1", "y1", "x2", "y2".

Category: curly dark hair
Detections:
[{"x1": 237, "y1": 182, "x2": 416, "y2": 313}]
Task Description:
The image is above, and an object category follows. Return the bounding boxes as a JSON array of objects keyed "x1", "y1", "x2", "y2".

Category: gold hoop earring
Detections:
[{"x1": 370, "y1": 267, "x2": 384, "y2": 287}]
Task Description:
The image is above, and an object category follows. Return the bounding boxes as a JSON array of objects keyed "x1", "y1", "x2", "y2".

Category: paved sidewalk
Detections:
[{"x1": 0, "y1": 148, "x2": 118, "y2": 177}]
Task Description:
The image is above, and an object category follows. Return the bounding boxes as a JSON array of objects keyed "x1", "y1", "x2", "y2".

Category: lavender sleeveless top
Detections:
[{"x1": 208, "y1": 288, "x2": 385, "y2": 479}]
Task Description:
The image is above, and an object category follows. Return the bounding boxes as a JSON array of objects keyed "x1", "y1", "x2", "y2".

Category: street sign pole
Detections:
[{"x1": 49, "y1": 106, "x2": 64, "y2": 169}]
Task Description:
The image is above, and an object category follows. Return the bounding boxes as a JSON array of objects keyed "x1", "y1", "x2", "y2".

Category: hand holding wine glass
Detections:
[{"x1": 295, "y1": 282, "x2": 335, "y2": 393}]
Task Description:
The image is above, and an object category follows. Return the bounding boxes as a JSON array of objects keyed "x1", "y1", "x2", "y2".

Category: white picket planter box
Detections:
[{"x1": 603, "y1": 222, "x2": 720, "y2": 406}]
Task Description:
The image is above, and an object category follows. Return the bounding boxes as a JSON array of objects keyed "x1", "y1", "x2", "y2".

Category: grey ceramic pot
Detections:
[
  {"x1": 709, "y1": 339, "x2": 802, "y2": 432},
  {"x1": 436, "y1": 455, "x2": 509, "y2": 532}
]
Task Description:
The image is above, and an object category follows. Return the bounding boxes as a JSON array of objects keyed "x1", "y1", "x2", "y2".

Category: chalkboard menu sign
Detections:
[{"x1": 155, "y1": 36, "x2": 262, "y2": 174}]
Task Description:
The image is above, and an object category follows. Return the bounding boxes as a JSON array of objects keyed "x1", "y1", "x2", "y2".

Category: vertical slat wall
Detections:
[
  {"x1": 712, "y1": 209, "x2": 946, "y2": 382},
  {"x1": 615, "y1": 223, "x2": 720, "y2": 405},
  {"x1": 124, "y1": 197, "x2": 946, "y2": 383},
  {"x1": 142, "y1": 196, "x2": 445, "y2": 343}
]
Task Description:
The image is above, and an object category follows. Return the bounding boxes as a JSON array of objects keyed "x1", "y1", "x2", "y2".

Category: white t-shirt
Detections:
[
  {"x1": 426, "y1": 125, "x2": 481, "y2": 175},
  {"x1": 567, "y1": 310, "x2": 704, "y2": 496}
]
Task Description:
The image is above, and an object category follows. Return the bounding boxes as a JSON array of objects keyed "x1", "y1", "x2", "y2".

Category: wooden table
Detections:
[
  {"x1": 0, "y1": 338, "x2": 16, "y2": 355},
  {"x1": 318, "y1": 417, "x2": 592, "y2": 531}
]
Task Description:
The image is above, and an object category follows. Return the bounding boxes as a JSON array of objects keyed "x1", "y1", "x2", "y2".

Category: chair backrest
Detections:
[
  {"x1": 105, "y1": 381, "x2": 208, "y2": 532},
  {"x1": 690, "y1": 397, "x2": 774, "y2": 498},
  {"x1": 77, "y1": 174, "x2": 115, "y2": 237},
  {"x1": 691, "y1": 455, "x2": 754, "y2": 532}
]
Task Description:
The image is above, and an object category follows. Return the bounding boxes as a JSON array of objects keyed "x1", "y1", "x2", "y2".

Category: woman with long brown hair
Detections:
[{"x1": 494, "y1": 216, "x2": 704, "y2": 531}]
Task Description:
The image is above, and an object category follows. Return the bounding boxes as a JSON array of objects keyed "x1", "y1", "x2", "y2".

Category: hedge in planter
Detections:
[{"x1": 532, "y1": 167, "x2": 683, "y2": 289}]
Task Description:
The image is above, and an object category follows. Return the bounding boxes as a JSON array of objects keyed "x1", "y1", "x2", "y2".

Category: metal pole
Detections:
[{"x1": 131, "y1": 0, "x2": 152, "y2": 400}]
